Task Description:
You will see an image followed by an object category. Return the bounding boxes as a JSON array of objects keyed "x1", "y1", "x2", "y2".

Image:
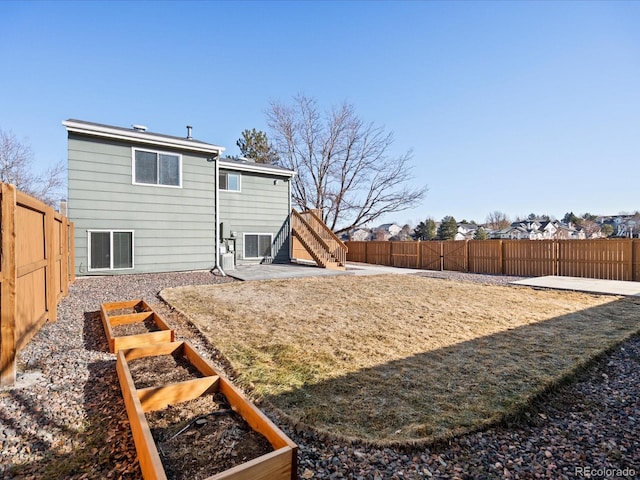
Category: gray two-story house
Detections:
[{"x1": 63, "y1": 119, "x2": 295, "y2": 276}]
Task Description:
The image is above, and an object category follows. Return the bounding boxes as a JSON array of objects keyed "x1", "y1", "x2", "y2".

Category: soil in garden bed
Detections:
[
  {"x1": 127, "y1": 352, "x2": 204, "y2": 389},
  {"x1": 147, "y1": 393, "x2": 274, "y2": 480},
  {"x1": 111, "y1": 316, "x2": 161, "y2": 337}
]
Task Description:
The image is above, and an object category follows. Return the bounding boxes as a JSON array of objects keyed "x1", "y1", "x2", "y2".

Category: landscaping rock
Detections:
[{"x1": 0, "y1": 270, "x2": 638, "y2": 479}]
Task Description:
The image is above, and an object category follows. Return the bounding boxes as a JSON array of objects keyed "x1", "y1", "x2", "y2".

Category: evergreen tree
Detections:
[
  {"x1": 562, "y1": 211, "x2": 581, "y2": 225},
  {"x1": 437, "y1": 216, "x2": 458, "y2": 240},
  {"x1": 474, "y1": 227, "x2": 489, "y2": 240},
  {"x1": 236, "y1": 128, "x2": 279, "y2": 164},
  {"x1": 414, "y1": 218, "x2": 436, "y2": 240}
]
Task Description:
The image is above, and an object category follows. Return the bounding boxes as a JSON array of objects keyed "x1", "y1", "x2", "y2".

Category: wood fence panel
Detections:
[
  {"x1": 419, "y1": 242, "x2": 442, "y2": 270},
  {"x1": 502, "y1": 240, "x2": 557, "y2": 277},
  {"x1": 442, "y1": 241, "x2": 468, "y2": 272},
  {"x1": 390, "y1": 241, "x2": 419, "y2": 268},
  {"x1": 16, "y1": 193, "x2": 51, "y2": 351},
  {"x1": 366, "y1": 241, "x2": 391, "y2": 265},
  {"x1": 558, "y1": 239, "x2": 630, "y2": 281},
  {"x1": 468, "y1": 240, "x2": 502, "y2": 274},
  {"x1": 345, "y1": 241, "x2": 367, "y2": 263},
  {"x1": 1, "y1": 184, "x2": 74, "y2": 385},
  {"x1": 347, "y1": 238, "x2": 639, "y2": 281},
  {"x1": 0, "y1": 184, "x2": 17, "y2": 385}
]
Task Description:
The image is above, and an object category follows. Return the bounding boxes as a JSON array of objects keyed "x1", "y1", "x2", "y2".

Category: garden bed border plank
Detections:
[
  {"x1": 116, "y1": 341, "x2": 298, "y2": 480},
  {"x1": 101, "y1": 299, "x2": 175, "y2": 353}
]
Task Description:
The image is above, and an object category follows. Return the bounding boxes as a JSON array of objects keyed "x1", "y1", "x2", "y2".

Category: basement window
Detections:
[
  {"x1": 133, "y1": 148, "x2": 181, "y2": 187},
  {"x1": 219, "y1": 171, "x2": 240, "y2": 191},
  {"x1": 244, "y1": 233, "x2": 272, "y2": 259},
  {"x1": 88, "y1": 230, "x2": 134, "y2": 270}
]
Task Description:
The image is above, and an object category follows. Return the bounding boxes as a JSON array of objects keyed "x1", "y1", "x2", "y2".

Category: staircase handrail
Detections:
[
  {"x1": 291, "y1": 209, "x2": 335, "y2": 265},
  {"x1": 298, "y1": 209, "x2": 347, "y2": 265}
]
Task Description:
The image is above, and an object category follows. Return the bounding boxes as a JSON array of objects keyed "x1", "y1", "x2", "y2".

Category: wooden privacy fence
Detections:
[
  {"x1": 1, "y1": 183, "x2": 75, "y2": 385},
  {"x1": 345, "y1": 239, "x2": 640, "y2": 282}
]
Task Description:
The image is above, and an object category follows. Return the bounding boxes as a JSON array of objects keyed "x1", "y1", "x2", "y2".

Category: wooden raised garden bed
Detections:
[
  {"x1": 116, "y1": 341, "x2": 298, "y2": 480},
  {"x1": 100, "y1": 299, "x2": 175, "y2": 353}
]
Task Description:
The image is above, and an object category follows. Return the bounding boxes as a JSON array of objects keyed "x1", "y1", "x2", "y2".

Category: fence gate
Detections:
[
  {"x1": 443, "y1": 241, "x2": 468, "y2": 272},
  {"x1": 419, "y1": 242, "x2": 442, "y2": 271}
]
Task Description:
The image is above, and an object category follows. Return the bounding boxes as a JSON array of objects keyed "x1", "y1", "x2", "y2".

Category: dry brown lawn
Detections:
[{"x1": 160, "y1": 275, "x2": 640, "y2": 445}]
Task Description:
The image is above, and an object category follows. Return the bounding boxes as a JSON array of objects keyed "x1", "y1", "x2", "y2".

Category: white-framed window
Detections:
[
  {"x1": 219, "y1": 171, "x2": 241, "y2": 191},
  {"x1": 244, "y1": 233, "x2": 272, "y2": 259},
  {"x1": 132, "y1": 148, "x2": 182, "y2": 187},
  {"x1": 88, "y1": 230, "x2": 134, "y2": 270}
]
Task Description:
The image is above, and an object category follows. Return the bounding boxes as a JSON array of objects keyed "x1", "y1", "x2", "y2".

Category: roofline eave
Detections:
[{"x1": 62, "y1": 119, "x2": 225, "y2": 155}]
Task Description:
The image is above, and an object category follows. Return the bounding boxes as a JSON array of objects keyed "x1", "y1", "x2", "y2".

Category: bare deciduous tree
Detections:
[
  {"x1": 0, "y1": 129, "x2": 65, "y2": 207},
  {"x1": 485, "y1": 210, "x2": 511, "y2": 230},
  {"x1": 266, "y1": 94, "x2": 427, "y2": 234},
  {"x1": 580, "y1": 220, "x2": 601, "y2": 239}
]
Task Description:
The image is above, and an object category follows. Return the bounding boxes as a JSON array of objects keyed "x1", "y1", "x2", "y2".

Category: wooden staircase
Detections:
[{"x1": 291, "y1": 209, "x2": 347, "y2": 270}]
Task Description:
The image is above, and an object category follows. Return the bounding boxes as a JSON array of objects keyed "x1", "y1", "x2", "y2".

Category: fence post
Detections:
[
  {"x1": 631, "y1": 239, "x2": 640, "y2": 282},
  {"x1": 61, "y1": 217, "x2": 69, "y2": 297},
  {"x1": 465, "y1": 240, "x2": 470, "y2": 272},
  {"x1": 69, "y1": 222, "x2": 76, "y2": 282},
  {"x1": 1, "y1": 184, "x2": 17, "y2": 386},
  {"x1": 499, "y1": 240, "x2": 505, "y2": 275},
  {"x1": 626, "y1": 239, "x2": 633, "y2": 282},
  {"x1": 45, "y1": 206, "x2": 57, "y2": 322}
]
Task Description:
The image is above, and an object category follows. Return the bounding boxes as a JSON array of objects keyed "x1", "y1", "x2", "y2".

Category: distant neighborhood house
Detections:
[
  {"x1": 490, "y1": 220, "x2": 586, "y2": 240},
  {"x1": 344, "y1": 215, "x2": 640, "y2": 242},
  {"x1": 602, "y1": 215, "x2": 639, "y2": 237}
]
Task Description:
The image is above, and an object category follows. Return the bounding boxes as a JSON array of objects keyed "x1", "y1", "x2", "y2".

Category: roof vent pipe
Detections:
[{"x1": 186, "y1": 125, "x2": 192, "y2": 140}]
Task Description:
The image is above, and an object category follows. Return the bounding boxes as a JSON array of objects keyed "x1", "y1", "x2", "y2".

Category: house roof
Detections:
[
  {"x1": 62, "y1": 119, "x2": 225, "y2": 155},
  {"x1": 377, "y1": 223, "x2": 401, "y2": 230},
  {"x1": 63, "y1": 119, "x2": 296, "y2": 177},
  {"x1": 219, "y1": 156, "x2": 295, "y2": 177}
]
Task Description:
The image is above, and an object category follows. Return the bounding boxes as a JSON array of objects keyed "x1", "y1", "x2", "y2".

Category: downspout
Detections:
[{"x1": 213, "y1": 150, "x2": 226, "y2": 276}]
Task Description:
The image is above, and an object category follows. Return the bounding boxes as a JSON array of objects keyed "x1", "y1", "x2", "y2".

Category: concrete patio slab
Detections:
[
  {"x1": 226, "y1": 263, "x2": 351, "y2": 281},
  {"x1": 226, "y1": 262, "x2": 424, "y2": 281},
  {"x1": 512, "y1": 276, "x2": 640, "y2": 296}
]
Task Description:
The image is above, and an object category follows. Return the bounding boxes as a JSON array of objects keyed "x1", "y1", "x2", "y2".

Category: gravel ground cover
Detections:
[{"x1": 1, "y1": 269, "x2": 638, "y2": 479}]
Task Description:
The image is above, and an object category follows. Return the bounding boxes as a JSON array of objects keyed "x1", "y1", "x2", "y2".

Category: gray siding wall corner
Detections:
[
  {"x1": 218, "y1": 170, "x2": 291, "y2": 265},
  {"x1": 68, "y1": 134, "x2": 217, "y2": 275}
]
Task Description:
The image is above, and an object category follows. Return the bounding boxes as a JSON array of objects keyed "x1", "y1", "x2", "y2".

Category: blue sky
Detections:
[{"x1": 1, "y1": 1, "x2": 639, "y2": 226}]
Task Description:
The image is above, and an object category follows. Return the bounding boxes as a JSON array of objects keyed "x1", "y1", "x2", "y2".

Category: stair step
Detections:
[{"x1": 292, "y1": 214, "x2": 347, "y2": 270}]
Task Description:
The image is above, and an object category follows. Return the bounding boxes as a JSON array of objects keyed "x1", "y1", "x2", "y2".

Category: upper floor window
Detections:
[
  {"x1": 219, "y1": 171, "x2": 240, "y2": 191},
  {"x1": 133, "y1": 148, "x2": 181, "y2": 187}
]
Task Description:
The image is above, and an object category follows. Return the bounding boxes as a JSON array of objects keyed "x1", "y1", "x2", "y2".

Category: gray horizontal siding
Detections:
[
  {"x1": 69, "y1": 134, "x2": 217, "y2": 275},
  {"x1": 219, "y1": 170, "x2": 290, "y2": 263}
]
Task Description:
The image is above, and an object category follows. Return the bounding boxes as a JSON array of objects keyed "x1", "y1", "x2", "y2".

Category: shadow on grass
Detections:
[{"x1": 260, "y1": 296, "x2": 640, "y2": 448}]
